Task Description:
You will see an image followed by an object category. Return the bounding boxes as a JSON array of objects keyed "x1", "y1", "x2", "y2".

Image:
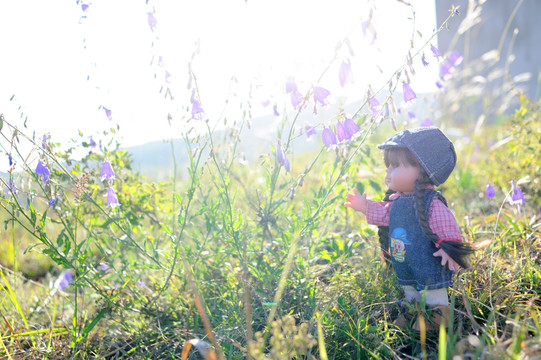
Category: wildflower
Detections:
[
  {"x1": 4, "y1": 181, "x2": 17, "y2": 195},
  {"x1": 89, "y1": 136, "x2": 97, "y2": 149},
  {"x1": 49, "y1": 197, "x2": 56, "y2": 206},
  {"x1": 158, "y1": 56, "x2": 165, "y2": 68},
  {"x1": 54, "y1": 271, "x2": 73, "y2": 291},
  {"x1": 485, "y1": 184, "x2": 495, "y2": 199},
  {"x1": 305, "y1": 125, "x2": 316, "y2": 139},
  {"x1": 165, "y1": 71, "x2": 172, "y2": 84},
  {"x1": 440, "y1": 61, "x2": 454, "y2": 80},
  {"x1": 450, "y1": 5, "x2": 460, "y2": 16},
  {"x1": 275, "y1": 141, "x2": 290, "y2": 172},
  {"x1": 136, "y1": 280, "x2": 146, "y2": 288},
  {"x1": 42, "y1": 135, "x2": 48, "y2": 149},
  {"x1": 100, "y1": 161, "x2": 115, "y2": 181},
  {"x1": 285, "y1": 78, "x2": 297, "y2": 94},
  {"x1": 369, "y1": 96, "x2": 380, "y2": 118},
  {"x1": 101, "y1": 106, "x2": 112, "y2": 121},
  {"x1": 343, "y1": 118, "x2": 360, "y2": 139},
  {"x1": 336, "y1": 121, "x2": 347, "y2": 142},
  {"x1": 147, "y1": 12, "x2": 157, "y2": 31},
  {"x1": 35, "y1": 160, "x2": 50, "y2": 184},
  {"x1": 313, "y1": 87, "x2": 331, "y2": 107},
  {"x1": 435, "y1": 81, "x2": 444, "y2": 89},
  {"x1": 289, "y1": 188, "x2": 295, "y2": 200},
  {"x1": 421, "y1": 53, "x2": 429, "y2": 67},
  {"x1": 402, "y1": 82, "x2": 416, "y2": 103},
  {"x1": 511, "y1": 181, "x2": 525, "y2": 206},
  {"x1": 321, "y1": 128, "x2": 337, "y2": 150},
  {"x1": 339, "y1": 61, "x2": 352, "y2": 87},
  {"x1": 106, "y1": 187, "x2": 120, "y2": 208},
  {"x1": 191, "y1": 100, "x2": 204, "y2": 120},
  {"x1": 431, "y1": 45, "x2": 442, "y2": 59},
  {"x1": 448, "y1": 51, "x2": 463, "y2": 66},
  {"x1": 421, "y1": 118, "x2": 434, "y2": 127},
  {"x1": 273, "y1": 104, "x2": 280, "y2": 117},
  {"x1": 291, "y1": 90, "x2": 303, "y2": 110},
  {"x1": 261, "y1": 99, "x2": 271, "y2": 107},
  {"x1": 407, "y1": 111, "x2": 417, "y2": 123},
  {"x1": 8, "y1": 155, "x2": 13, "y2": 166},
  {"x1": 99, "y1": 263, "x2": 110, "y2": 272},
  {"x1": 81, "y1": 3, "x2": 90, "y2": 12}
]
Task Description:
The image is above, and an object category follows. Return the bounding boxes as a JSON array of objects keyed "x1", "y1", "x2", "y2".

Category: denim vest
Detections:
[{"x1": 388, "y1": 190, "x2": 453, "y2": 290}]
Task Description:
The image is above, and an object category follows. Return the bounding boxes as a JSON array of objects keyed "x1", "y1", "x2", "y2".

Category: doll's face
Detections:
[{"x1": 384, "y1": 163, "x2": 420, "y2": 194}]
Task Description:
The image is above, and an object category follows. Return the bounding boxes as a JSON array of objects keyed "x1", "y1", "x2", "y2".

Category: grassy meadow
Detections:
[{"x1": 1, "y1": 3, "x2": 541, "y2": 360}]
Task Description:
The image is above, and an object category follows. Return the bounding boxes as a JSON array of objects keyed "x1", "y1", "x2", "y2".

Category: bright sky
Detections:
[{"x1": 0, "y1": 0, "x2": 438, "y2": 148}]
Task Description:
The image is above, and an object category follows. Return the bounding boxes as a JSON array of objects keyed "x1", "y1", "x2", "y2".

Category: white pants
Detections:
[{"x1": 403, "y1": 285, "x2": 449, "y2": 306}]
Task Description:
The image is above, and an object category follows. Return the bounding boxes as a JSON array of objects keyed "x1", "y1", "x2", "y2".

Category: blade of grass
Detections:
[
  {"x1": 316, "y1": 313, "x2": 329, "y2": 360},
  {"x1": 0, "y1": 270, "x2": 35, "y2": 347},
  {"x1": 0, "y1": 335, "x2": 13, "y2": 360}
]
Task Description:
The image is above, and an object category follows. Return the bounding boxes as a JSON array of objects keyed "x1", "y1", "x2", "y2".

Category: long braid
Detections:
[
  {"x1": 377, "y1": 188, "x2": 396, "y2": 266},
  {"x1": 413, "y1": 171, "x2": 475, "y2": 269}
]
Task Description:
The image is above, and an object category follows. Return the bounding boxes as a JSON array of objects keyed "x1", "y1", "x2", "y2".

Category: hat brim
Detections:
[{"x1": 377, "y1": 141, "x2": 407, "y2": 149}]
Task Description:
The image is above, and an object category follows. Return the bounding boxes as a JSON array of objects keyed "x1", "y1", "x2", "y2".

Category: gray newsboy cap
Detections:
[{"x1": 377, "y1": 127, "x2": 457, "y2": 186}]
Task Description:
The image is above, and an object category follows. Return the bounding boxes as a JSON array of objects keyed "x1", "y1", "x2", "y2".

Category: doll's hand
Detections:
[
  {"x1": 433, "y1": 249, "x2": 459, "y2": 271},
  {"x1": 344, "y1": 188, "x2": 368, "y2": 214}
]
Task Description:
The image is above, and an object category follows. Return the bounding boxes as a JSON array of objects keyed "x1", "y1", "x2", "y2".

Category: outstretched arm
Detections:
[{"x1": 344, "y1": 188, "x2": 368, "y2": 214}]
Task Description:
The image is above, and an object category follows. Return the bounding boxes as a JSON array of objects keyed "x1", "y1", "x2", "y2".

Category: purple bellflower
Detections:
[
  {"x1": 81, "y1": 3, "x2": 90, "y2": 12},
  {"x1": 313, "y1": 87, "x2": 330, "y2": 106},
  {"x1": 136, "y1": 280, "x2": 146, "y2": 289},
  {"x1": 448, "y1": 51, "x2": 463, "y2": 66},
  {"x1": 191, "y1": 100, "x2": 204, "y2": 120},
  {"x1": 99, "y1": 263, "x2": 110, "y2": 272},
  {"x1": 100, "y1": 106, "x2": 112, "y2": 121},
  {"x1": 275, "y1": 141, "x2": 290, "y2": 172},
  {"x1": 402, "y1": 82, "x2": 417, "y2": 103},
  {"x1": 49, "y1": 197, "x2": 57, "y2": 206},
  {"x1": 407, "y1": 111, "x2": 417, "y2": 123},
  {"x1": 54, "y1": 271, "x2": 73, "y2": 291},
  {"x1": 285, "y1": 78, "x2": 297, "y2": 94},
  {"x1": 42, "y1": 135, "x2": 48, "y2": 149},
  {"x1": 273, "y1": 104, "x2": 280, "y2": 117},
  {"x1": 421, "y1": 118, "x2": 434, "y2": 127},
  {"x1": 343, "y1": 118, "x2": 360, "y2": 140},
  {"x1": 291, "y1": 90, "x2": 303, "y2": 110},
  {"x1": 4, "y1": 180, "x2": 17, "y2": 195},
  {"x1": 107, "y1": 187, "x2": 120, "y2": 208},
  {"x1": 431, "y1": 45, "x2": 442, "y2": 59},
  {"x1": 35, "y1": 160, "x2": 50, "y2": 184},
  {"x1": 100, "y1": 161, "x2": 115, "y2": 182},
  {"x1": 369, "y1": 97, "x2": 380, "y2": 118},
  {"x1": 485, "y1": 184, "x2": 495, "y2": 199},
  {"x1": 435, "y1": 81, "x2": 444, "y2": 90},
  {"x1": 421, "y1": 53, "x2": 429, "y2": 67},
  {"x1": 89, "y1": 136, "x2": 97, "y2": 149},
  {"x1": 305, "y1": 125, "x2": 316, "y2": 139},
  {"x1": 440, "y1": 61, "x2": 454, "y2": 80},
  {"x1": 165, "y1": 71, "x2": 172, "y2": 84},
  {"x1": 321, "y1": 128, "x2": 337, "y2": 150},
  {"x1": 336, "y1": 121, "x2": 347, "y2": 143},
  {"x1": 511, "y1": 181, "x2": 525, "y2": 206},
  {"x1": 339, "y1": 61, "x2": 353, "y2": 87},
  {"x1": 147, "y1": 12, "x2": 157, "y2": 31},
  {"x1": 8, "y1": 155, "x2": 13, "y2": 167}
]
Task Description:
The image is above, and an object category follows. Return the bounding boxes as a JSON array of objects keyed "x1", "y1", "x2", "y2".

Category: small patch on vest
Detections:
[{"x1": 390, "y1": 227, "x2": 411, "y2": 263}]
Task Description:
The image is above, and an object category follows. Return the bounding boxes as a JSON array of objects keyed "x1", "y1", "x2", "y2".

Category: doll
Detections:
[{"x1": 345, "y1": 127, "x2": 474, "y2": 329}]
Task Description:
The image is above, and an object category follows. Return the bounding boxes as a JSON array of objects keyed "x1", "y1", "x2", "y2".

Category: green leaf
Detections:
[{"x1": 28, "y1": 200, "x2": 37, "y2": 227}]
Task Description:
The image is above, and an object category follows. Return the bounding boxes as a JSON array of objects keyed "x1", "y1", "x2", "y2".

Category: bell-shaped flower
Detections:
[
  {"x1": 8, "y1": 155, "x2": 13, "y2": 166},
  {"x1": 511, "y1": 181, "x2": 525, "y2": 206},
  {"x1": 273, "y1": 104, "x2": 280, "y2": 117},
  {"x1": 369, "y1": 97, "x2": 380, "y2": 118},
  {"x1": 81, "y1": 3, "x2": 90, "y2": 12},
  {"x1": 89, "y1": 136, "x2": 97, "y2": 149},
  {"x1": 54, "y1": 271, "x2": 73, "y2": 291},
  {"x1": 35, "y1": 160, "x2": 50, "y2": 184},
  {"x1": 165, "y1": 71, "x2": 172, "y2": 84},
  {"x1": 49, "y1": 197, "x2": 57, "y2": 206},
  {"x1": 191, "y1": 100, "x2": 204, "y2": 120},
  {"x1": 147, "y1": 12, "x2": 157, "y2": 31},
  {"x1": 402, "y1": 82, "x2": 417, "y2": 103},
  {"x1": 100, "y1": 161, "x2": 115, "y2": 182},
  {"x1": 339, "y1": 61, "x2": 353, "y2": 87},
  {"x1": 106, "y1": 187, "x2": 120, "y2": 208},
  {"x1": 285, "y1": 78, "x2": 297, "y2": 94},
  {"x1": 448, "y1": 51, "x2": 463, "y2": 66},
  {"x1": 336, "y1": 121, "x2": 347, "y2": 142},
  {"x1": 42, "y1": 135, "x2": 48, "y2": 149},
  {"x1": 407, "y1": 111, "x2": 417, "y2": 123},
  {"x1": 4, "y1": 180, "x2": 17, "y2": 195},
  {"x1": 421, "y1": 53, "x2": 429, "y2": 67},
  {"x1": 291, "y1": 90, "x2": 303, "y2": 110},
  {"x1": 431, "y1": 45, "x2": 442, "y2": 59},
  {"x1": 305, "y1": 125, "x2": 316, "y2": 139},
  {"x1": 100, "y1": 106, "x2": 112, "y2": 121},
  {"x1": 343, "y1": 118, "x2": 360, "y2": 140},
  {"x1": 321, "y1": 128, "x2": 337, "y2": 150},
  {"x1": 485, "y1": 184, "x2": 495, "y2": 199},
  {"x1": 421, "y1": 118, "x2": 434, "y2": 127},
  {"x1": 440, "y1": 61, "x2": 454, "y2": 80},
  {"x1": 435, "y1": 81, "x2": 444, "y2": 89},
  {"x1": 275, "y1": 141, "x2": 290, "y2": 172},
  {"x1": 313, "y1": 86, "x2": 330, "y2": 106}
]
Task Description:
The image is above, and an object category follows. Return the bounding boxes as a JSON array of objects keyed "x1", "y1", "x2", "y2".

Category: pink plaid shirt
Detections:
[{"x1": 365, "y1": 192, "x2": 463, "y2": 246}]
